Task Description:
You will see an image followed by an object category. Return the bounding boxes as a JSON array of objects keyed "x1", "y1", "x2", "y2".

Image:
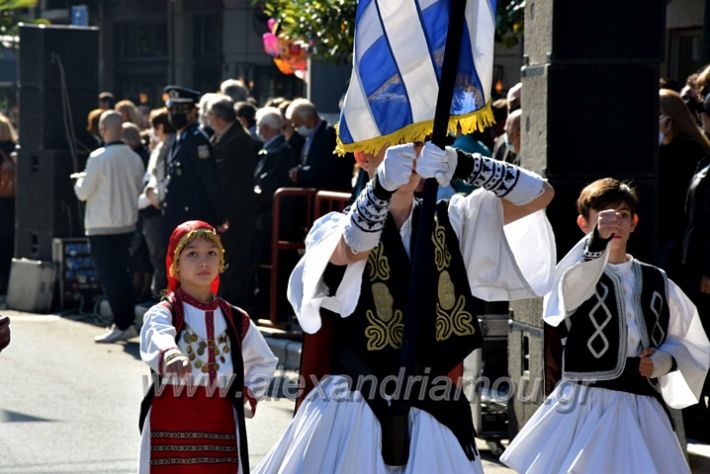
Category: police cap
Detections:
[{"x1": 164, "y1": 85, "x2": 201, "y2": 107}]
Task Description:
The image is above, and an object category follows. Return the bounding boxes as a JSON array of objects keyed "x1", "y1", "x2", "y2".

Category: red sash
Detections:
[{"x1": 150, "y1": 386, "x2": 238, "y2": 473}]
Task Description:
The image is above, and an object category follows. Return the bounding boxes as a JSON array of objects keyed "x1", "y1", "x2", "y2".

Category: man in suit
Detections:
[
  {"x1": 208, "y1": 95, "x2": 259, "y2": 307},
  {"x1": 251, "y1": 107, "x2": 297, "y2": 315},
  {"x1": 285, "y1": 98, "x2": 353, "y2": 191},
  {"x1": 162, "y1": 86, "x2": 227, "y2": 244}
]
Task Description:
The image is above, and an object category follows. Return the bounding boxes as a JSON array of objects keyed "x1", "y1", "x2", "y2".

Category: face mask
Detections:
[
  {"x1": 659, "y1": 131, "x2": 665, "y2": 146},
  {"x1": 169, "y1": 112, "x2": 188, "y2": 130},
  {"x1": 296, "y1": 125, "x2": 314, "y2": 137}
]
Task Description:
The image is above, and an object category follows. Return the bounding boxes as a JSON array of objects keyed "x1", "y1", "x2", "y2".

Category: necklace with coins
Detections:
[{"x1": 182, "y1": 323, "x2": 231, "y2": 373}]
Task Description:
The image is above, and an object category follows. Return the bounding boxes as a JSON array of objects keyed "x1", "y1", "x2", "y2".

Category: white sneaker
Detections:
[{"x1": 94, "y1": 324, "x2": 138, "y2": 343}]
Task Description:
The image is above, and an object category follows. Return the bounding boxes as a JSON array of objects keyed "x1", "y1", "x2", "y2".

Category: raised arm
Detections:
[{"x1": 331, "y1": 144, "x2": 416, "y2": 266}]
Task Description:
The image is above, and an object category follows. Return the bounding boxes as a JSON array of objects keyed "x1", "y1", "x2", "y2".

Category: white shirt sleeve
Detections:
[
  {"x1": 287, "y1": 211, "x2": 367, "y2": 334},
  {"x1": 656, "y1": 279, "x2": 710, "y2": 409},
  {"x1": 73, "y1": 153, "x2": 101, "y2": 202},
  {"x1": 543, "y1": 234, "x2": 610, "y2": 327},
  {"x1": 242, "y1": 320, "x2": 278, "y2": 400},
  {"x1": 139, "y1": 304, "x2": 179, "y2": 374},
  {"x1": 448, "y1": 189, "x2": 557, "y2": 302}
]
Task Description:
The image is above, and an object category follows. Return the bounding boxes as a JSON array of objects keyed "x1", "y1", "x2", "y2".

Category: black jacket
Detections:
[
  {"x1": 253, "y1": 135, "x2": 296, "y2": 223},
  {"x1": 295, "y1": 120, "x2": 353, "y2": 191},
  {"x1": 163, "y1": 123, "x2": 226, "y2": 238},
  {"x1": 212, "y1": 122, "x2": 259, "y2": 223},
  {"x1": 683, "y1": 157, "x2": 710, "y2": 278}
]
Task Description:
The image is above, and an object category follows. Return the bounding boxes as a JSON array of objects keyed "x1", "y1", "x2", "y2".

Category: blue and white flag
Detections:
[{"x1": 336, "y1": 0, "x2": 496, "y2": 155}]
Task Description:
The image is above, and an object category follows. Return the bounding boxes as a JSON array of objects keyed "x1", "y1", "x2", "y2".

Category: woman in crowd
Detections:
[{"x1": 657, "y1": 89, "x2": 710, "y2": 279}]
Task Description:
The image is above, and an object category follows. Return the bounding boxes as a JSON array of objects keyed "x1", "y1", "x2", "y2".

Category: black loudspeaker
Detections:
[
  {"x1": 525, "y1": 0, "x2": 665, "y2": 64},
  {"x1": 18, "y1": 88, "x2": 97, "y2": 151},
  {"x1": 18, "y1": 24, "x2": 99, "y2": 152},
  {"x1": 15, "y1": 149, "x2": 85, "y2": 260},
  {"x1": 18, "y1": 24, "x2": 99, "y2": 91},
  {"x1": 539, "y1": 64, "x2": 659, "y2": 178},
  {"x1": 551, "y1": 0, "x2": 665, "y2": 62}
]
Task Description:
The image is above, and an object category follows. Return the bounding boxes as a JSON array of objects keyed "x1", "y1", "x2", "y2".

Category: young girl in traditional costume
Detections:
[
  {"x1": 501, "y1": 178, "x2": 710, "y2": 473},
  {"x1": 138, "y1": 220, "x2": 277, "y2": 473}
]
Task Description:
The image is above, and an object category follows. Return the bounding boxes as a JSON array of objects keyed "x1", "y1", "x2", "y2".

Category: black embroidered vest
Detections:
[
  {"x1": 332, "y1": 200, "x2": 483, "y2": 379},
  {"x1": 562, "y1": 261, "x2": 669, "y2": 381}
]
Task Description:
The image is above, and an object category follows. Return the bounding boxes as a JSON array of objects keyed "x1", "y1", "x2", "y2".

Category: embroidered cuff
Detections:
[
  {"x1": 584, "y1": 227, "x2": 611, "y2": 261},
  {"x1": 455, "y1": 151, "x2": 544, "y2": 205},
  {"x1": 159, "y1": 347, "x2": 180, "y2": 375},
  {"x1": 343, "y1": 176, "x2": 391, "y2": 253},
  {"x1": 650, "y1": 350, "x2": 674, "y2": 378}
]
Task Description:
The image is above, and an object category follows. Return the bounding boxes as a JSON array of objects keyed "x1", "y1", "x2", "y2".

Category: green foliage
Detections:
[
  {"x1": 257, "y1": 0, "x2": 525, "y2": 64},
  {"x1": 260, "y1": 0, "x2": 357, "y2": 64},
  {"x1": 0, "y1": 8, "x2": 49, "y2": 50},
  {"x1": 496, "y1": 0, "x2": 525, "y2": 48}
]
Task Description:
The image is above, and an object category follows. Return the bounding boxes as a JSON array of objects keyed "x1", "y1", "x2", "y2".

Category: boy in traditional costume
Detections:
[
  {"x1": 501, "y1": 178, "x2": 710, "y2": 473},
  {"x1": 254, "y1": 143, "x2": 556, "y2": 473},
  {"x1": 138, "y1": 220, "x2": 277, "y2": 473}
]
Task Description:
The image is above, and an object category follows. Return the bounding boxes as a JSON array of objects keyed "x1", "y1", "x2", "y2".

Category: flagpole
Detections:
[{"x1": 391, "y1": 0, "x2": 469, "y2": 464}]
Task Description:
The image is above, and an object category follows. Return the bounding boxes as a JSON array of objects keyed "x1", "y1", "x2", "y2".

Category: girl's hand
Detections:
[{"x1": 163, "y1": 349, "x2": 190, "y2": 378}]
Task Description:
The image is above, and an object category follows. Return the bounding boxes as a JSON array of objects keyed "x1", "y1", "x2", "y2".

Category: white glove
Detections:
[
  {"x1": 377, "y1": 144, "x2": 416, "y2": 191},
  {"x1": 416, "y1": 143, "x2": 457, "y2": 187}
]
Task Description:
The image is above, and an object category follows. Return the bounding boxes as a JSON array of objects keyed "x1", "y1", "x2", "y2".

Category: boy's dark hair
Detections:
[{"x1": 577, "y1": 178, "x2": 638, "y2": 218}]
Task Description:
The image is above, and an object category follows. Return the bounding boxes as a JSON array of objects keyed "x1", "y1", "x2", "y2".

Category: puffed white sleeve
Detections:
[
  {"x1": 140, "y1": 304, "x2": 179, "y2": 374},
  {"x1": 242, "y1": 320, "x2": 278, "y2": 399},
  {"x1": 287, "y1": 211, "x2": 368, "y2": 334},
  {"x1": 543, "y1": 234, "x2": 610, "y2": 327},
  {"x1": 656, "y1": 279, "x2": 710, "y2": 409},
  {"x1": 448, "y1": 189, "x2": 556, "y2": 302}
]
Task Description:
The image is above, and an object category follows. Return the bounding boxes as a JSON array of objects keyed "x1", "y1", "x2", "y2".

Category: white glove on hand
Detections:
[
  {"x1": 416, "y1": 143, "x2": 457, "y2": 187},
  {"x1": 377, "y1": 144, "x2": 416, "y2": 191}
]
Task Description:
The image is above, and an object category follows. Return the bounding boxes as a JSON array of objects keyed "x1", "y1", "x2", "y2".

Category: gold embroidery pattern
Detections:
[
  {"x1": 368, "y1": 243, "x2": 391, "y2": 282},
  {"x1": 365, "y1": 282, "x2": 403, "y2": 350},
  {"x1": 365, "y1": 309, "x2": 404, "y2": 350},
  {"x1": 435, "y1": 271, "x2": 475, "y2": 341},
  {"x1": 432, "y1": 219, "x2": 451, "y2": 272}
]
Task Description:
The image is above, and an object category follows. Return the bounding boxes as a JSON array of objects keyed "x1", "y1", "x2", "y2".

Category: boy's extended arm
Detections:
[{"x1": 543, "y1": 228, "x2": 611, "y2": 326}]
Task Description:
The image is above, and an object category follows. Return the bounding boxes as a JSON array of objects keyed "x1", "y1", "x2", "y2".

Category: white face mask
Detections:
[
  {"x1": 296, "y1": 125, "x2": 314, "y2": 137},
  {"x1": 659, "y1": 131, "x2": 665, "y2": 145}
]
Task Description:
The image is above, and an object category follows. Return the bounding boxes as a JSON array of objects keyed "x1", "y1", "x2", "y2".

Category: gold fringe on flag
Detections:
[{"x1": 334, "y1": 101, "x2": 494, "y2": 156}]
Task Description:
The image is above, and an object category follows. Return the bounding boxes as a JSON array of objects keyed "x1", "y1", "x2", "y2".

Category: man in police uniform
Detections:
[{"x1": 162, "y1": 86, "x2": 227, "y2": 244}]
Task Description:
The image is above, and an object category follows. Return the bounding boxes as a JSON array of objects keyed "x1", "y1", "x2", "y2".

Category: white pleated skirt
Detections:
[
  {"x1": 500, "y1": 383, "x2": 689, "y2": 474},
  {"x1": 253, "y1": 375, "x2": 483, "y2": 474}
]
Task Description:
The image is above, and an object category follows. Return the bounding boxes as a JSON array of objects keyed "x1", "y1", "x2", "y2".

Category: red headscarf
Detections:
[{"x1": 165, "y1": 220, "x2": 225, "y2": 294}]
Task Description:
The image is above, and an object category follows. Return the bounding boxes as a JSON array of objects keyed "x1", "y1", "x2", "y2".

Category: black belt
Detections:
[{"x1": 573, "y1": 357, "x2": 674, "y2": 428}]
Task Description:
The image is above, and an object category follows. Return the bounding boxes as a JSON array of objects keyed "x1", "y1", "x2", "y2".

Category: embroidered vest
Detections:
[
  {"x1": 562, "y1": 261, "x2": 669, "y2": 381},
  {"x1": 333, "y1": 200, "x2": 483, "y2": 379}
]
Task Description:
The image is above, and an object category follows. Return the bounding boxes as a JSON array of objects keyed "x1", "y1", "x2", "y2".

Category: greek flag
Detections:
[{"x1": 336, "y1": 0, "x2": 496, "y2": 155}]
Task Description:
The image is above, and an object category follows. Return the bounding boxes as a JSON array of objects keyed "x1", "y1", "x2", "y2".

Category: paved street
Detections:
[{"x1": 0, "y1": 309, "x2": 708, "y2": 473}]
